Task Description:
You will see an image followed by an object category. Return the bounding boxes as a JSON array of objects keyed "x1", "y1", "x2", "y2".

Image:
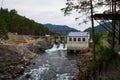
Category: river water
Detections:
[{"x1": 18, "y1": 44, "x2": 79, "y2": 80}]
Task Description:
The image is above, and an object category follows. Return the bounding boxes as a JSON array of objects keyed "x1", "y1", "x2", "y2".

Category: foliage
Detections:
[
  {"x1": 0, "y1": 8, "x2": 49, "y2": 39},
  {"x1": 107, "y1": 29, "x2": 119, "y2": 45},
  {"x1": 94, "y1": 32, "x2": 115, "y2": 62},
  {"x1": 0, "y1": 9, "x2": 9, "y2": 39},
  {"x1": 95, "y1": 32, "x2": 103, "y2": 44},
  {"x1": 79, "y1": 32, "x2": 116, "y2": 80},
  {"x1": 61, "y1": 0, "x2": 120, "y2": 24}
]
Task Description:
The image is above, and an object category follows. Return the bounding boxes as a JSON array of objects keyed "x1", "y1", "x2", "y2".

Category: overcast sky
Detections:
[{"x1": 2, "y1": 0, "x2": 95, "y2": 31}]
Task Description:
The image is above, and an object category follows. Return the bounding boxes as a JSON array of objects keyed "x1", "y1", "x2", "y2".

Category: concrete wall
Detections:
[{"x1": 67, "y1": 36, "x2": 89, "y2": 50}]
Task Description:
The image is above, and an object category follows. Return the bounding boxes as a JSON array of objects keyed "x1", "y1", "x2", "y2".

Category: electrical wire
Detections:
[{"x1": 96, "y1": 20, "x2": 119, "y2": 40}]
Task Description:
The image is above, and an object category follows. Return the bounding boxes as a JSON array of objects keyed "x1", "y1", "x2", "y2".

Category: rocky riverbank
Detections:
[
  {"x1": 0, "y1": 44, "x2": 51, "y2": 80},
  {"x1": 76, "y1": 52, "x2": 93, "y2": 80},
  {"x1": 0, "y1": 46, "x2": 28, "y2": 80},
  {"x1": 0, "y1": 33, "x2": 51, "y2": 80},
  {"x1": 76, "y1": 51, "x2": 120, "y2": 80}
]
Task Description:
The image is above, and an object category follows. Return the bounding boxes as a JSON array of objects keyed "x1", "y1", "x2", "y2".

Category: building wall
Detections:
[{"x1": 67, "y1": 36, "x2": 89, "y2": 50}]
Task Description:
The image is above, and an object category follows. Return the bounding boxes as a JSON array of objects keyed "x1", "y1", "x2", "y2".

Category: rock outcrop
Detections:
[{"x1": 0, "y1": 33, "x2": 49, "y2": 80}]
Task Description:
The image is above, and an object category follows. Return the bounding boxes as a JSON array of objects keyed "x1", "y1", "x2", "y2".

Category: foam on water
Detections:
[
  {"x1": 56, "y1": 73, "x2": 74, "y2": 80},
  {"x1": 19, "y1": 64, "x2": 50, "y2": 80},
  {"x1": 18, "y1": 44, "x2": 78, "y2": 80},
  {"x1": 45, "y1": 43, "x2": 67, "y2": 53}
]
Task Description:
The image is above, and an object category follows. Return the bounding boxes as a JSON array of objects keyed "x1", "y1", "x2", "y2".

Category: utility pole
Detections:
[
  {"x1": 119, "y1": 20, "x2": 120, "y2": 45},
  {"x1": 90, "y1": 0, "x2": 95, "y2": 60},
  {"x1": 112, "y1": 0, "x2": 116, "y2": 49},
  {"x1": 90, "y1": 0, "x2": 96, "y2": 79}
]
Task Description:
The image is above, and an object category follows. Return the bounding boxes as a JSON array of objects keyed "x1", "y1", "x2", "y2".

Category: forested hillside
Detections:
[
  {"x1": 84, "y1": 22, "x2": 119, "y2": 34},
  {"x1": 44, "y1": 24, "x2": 78, "y2": 35},
  {"x1": 0, "y1": 8, "x2": 49, "y2": 39}
]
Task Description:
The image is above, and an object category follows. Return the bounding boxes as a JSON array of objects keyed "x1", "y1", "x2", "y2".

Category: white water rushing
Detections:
[
  {"x1": 18, "y1": 44, "x2": 78, "y2": 80},
  {"x1": 45, "y1": 43, "x2": 67, "y2": 53}
]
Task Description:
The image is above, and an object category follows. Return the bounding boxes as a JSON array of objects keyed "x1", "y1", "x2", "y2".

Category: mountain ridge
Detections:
[
  {"x1": 84, "y1": 22, "x2": 118, "y2": 34},
  {"x1": 44, "y1": 22, "x2": 118, "y2": 35},
  {"x1": 44, "y1": 23, "x2": 78, "y2": 31},
  {"x1": 44, "y1": 23, "x2": 78, "y2": 35}
]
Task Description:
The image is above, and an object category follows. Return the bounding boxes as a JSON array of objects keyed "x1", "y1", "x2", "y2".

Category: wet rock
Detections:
[
  {"x1": 72, "y1": 76, "x2": 78, "y2": 80},
  {"x1": 0, "y1": 46, "x2": 33, "y2": 79},
  {"x1": 27, "y1": 45, "x2": 44, "y2": 54},
  {"x1": 25, "y1": 61, "x2": 31, "y2": 66},
  {"x1": 32, "y1": 62, "x2": 36, "y2": 65},
  {"x1": 25, "y1": 74, "x2": 31, "y2": 78}
]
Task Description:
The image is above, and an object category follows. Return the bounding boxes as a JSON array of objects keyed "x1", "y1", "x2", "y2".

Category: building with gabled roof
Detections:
[{"x1": 67, "y1": 31, "x2": 90, "y2": 51}]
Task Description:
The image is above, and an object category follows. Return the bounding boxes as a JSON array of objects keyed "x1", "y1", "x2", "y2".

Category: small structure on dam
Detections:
[{"x1": 67, "y1": 32, "x2": 90, "y2": 52}]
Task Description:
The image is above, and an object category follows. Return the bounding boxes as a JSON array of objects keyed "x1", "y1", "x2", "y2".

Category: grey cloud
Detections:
[{"x1": 2, "y1": 0, "x2": 91, "y2": 30}]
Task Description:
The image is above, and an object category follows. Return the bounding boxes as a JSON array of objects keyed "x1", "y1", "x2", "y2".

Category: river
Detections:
[{"x1": 18, "y1": 44, "x2": 79, "y2": 80}]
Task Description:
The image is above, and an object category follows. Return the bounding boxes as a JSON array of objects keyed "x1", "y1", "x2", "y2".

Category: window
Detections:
[
  {"x1": 74, "y1": 38, "x2": 76, "y2": 41},
  {"x1": 83, "y1": 38, "x2": 85, "y2": 42},
  {"x1": 78, "y1": 38, "x2": 81, "y2": 41},
  {"x1": 69, "y1": 37, "x2": 72, "y2": 41}
]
